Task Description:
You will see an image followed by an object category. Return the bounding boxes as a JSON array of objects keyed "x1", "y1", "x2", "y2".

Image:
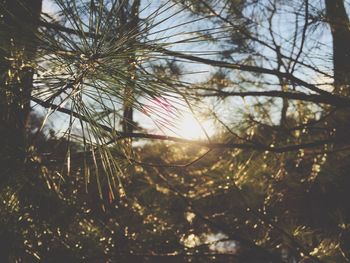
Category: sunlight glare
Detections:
[
  {"x1": 140, "y1": 96, "x2": 215, "y2": 140},
  {"x1": 174, "y1": 113, "x2": 214, "y2": 140}
]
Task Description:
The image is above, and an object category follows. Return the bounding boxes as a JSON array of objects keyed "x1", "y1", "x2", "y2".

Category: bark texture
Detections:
[
  {"x1": 325, "y1": 0, "x2": 350, "y2": 93},
  {"x1": 0, "y1": 0, "x2": 42, "y2": 261},
  {"x1": 0, "y1": 0, "x2": 42, "y2": 181}
]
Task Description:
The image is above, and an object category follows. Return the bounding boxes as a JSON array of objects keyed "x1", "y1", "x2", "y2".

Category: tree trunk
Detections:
[
  {"x1": 0, "y1": 0, "x2": 42, "y2": 180},
  {"x1": 0, "y1": 0, "x2": 42, "y2": 261},
  {"x1": 325, "y1": 1, "x2": 350, "y2": 259},
  {"x1": 121, "y1": 0, "x2": 140, "y2": 135},
  {"x1": 325, "y1": 0, "x2": 350, "y2": 94},
  {"x1": 324, "y1": 0, "x2": 350, "y2": 141}
]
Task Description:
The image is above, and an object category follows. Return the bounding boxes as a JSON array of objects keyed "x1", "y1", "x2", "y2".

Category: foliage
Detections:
[{"x1": 1, "y1": 0, "x2": 350, "y2": 262}]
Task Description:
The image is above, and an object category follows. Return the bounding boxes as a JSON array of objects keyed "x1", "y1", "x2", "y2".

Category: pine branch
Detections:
[
  {"x1": 151, "y1": 46, "x2": 332, "y2": 96},
  {"x1": 39, "y1": 21, "x2": 336, "y2": 97},
  {"x1": 152, "y1": 166, "x2": 286, "y2": 263},
  {"x1": 31, "y1": 96, "x2": 336, "y2": 153}
]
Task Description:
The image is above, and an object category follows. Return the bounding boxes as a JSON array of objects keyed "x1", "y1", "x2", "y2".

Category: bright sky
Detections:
[
  {"x1": 39, "y1": 0, "x2": 217, "y2": 140},
  {"x1": 38, "y1": 0, "x2": 340, "y2": 141}
]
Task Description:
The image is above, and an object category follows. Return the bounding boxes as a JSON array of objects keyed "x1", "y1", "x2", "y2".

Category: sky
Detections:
[
  {"x1": 36, "y1": 0, "x2": 344, "y2": 141},
  {"x1": 39, "y1": 0, "x2": 218, "y2": 140}
]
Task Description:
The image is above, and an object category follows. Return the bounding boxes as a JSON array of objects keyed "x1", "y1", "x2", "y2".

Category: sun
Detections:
[
  {"x1": 175, "y1": 113, "x2": 214, "y2": 140},
  {"x1": 140, "y1": 96, "x2": 214, "y2": 140}
]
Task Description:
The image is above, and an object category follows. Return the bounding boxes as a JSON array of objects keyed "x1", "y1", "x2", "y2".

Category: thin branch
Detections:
[
  {"x1": 39, "y1": 20, "x2": 334, "y2": 94},
  {"x1": 196, "y1": 89, "x2": 350, "y2": 107},
  {"x1": 291, "y1": 0, "x2": 309, "y2": 74},
  {"x1": 152, "y1": 167, "x2": 286, "y2": 263},
  {"x1": 230, "y1": 177, "x2": 323, "y2": 263},
  {"x1": 134, "y1": 149, "x2": 213, "y2": 168},
  {"x1": 32, "y1": 96, "x2": 336, "y2": 153},
  {"x1": 151, "y1": 46, "x2": 332, "y2": 96}
]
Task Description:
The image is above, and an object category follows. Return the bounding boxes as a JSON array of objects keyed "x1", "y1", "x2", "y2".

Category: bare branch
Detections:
[
  {"x1": 196, "y1": 89, "x2": 350, "y2": 107},
  {"x1": 32, "y1": 96, "x2": 336, "y2": 153}
]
